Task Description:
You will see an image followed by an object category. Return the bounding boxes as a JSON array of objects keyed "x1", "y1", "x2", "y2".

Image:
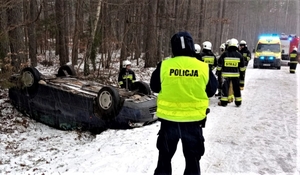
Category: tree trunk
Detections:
[
  {"x1": 55, "y1": 0, "x2": 68, "y2": 66},
  {"x1": 28, "y1": 0, "x2": 38, "y2": 67},
  {"x1": 71, "y1": 0, "x2": 83, "y2": 66},
  {"x1": 144, "y1": 0, "x2": 157, "y2": 68},
  {"x1": 7, "y1": 1, "x2": 26, "y2": 71}
]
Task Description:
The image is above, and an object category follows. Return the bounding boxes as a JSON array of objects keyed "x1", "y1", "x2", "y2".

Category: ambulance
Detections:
[{"x1": 253, "y1": 34, "x2": 282, "y2": 69}]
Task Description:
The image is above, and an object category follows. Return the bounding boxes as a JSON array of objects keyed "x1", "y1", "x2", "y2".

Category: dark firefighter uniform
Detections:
[
  {"x1": 118, "y1": 68, "x2": 136, "y2": 90},
  {"x1": 238, "y1": 46, "x2": 251, "y2": 89},
  {"x1": 217, "y1": 43, "x2": 245, "y2": 107},
  {"x1": 289, "y1": 49, "x2": 298, "y2": 73},
  {"x1": 150, "y1": 32, "x2": 218, "y2": 175},
  {"x1": 197, "y1": 50, "x2": 218, "y2": 71}
]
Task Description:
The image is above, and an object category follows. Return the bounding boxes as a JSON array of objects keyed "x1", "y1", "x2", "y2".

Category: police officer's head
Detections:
[{"x1": 171, "y1": 32, "x2": 195, "y2": 57}]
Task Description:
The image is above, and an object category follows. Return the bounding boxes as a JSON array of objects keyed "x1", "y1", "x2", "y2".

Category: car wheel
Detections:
[
  {"x1": 253, "y1": 65, "x2": 258, "y2": 68},
  {"x1": 21, "y1": 67, "x2": 41, "y2": 98},
  {"x1": 132, "y1": 81, "x2": 151, "y2": 95},
  {"x1": 96, "y1": 86, "x2": 121, "y2": 119},
  {"x1": 57, "y1": 65, "x2": 76, "y2": 77},
  {"x1": 277, "y1": 66, "x2": 281, "y2": 70}
]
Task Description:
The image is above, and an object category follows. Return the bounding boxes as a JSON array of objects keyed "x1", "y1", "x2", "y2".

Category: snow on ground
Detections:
[{"x1": 0, "y1": 59, "x2": 300, "y2": 175}]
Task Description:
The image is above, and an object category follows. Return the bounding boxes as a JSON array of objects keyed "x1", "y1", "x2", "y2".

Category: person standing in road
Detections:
[
  {"x1": 150, "y1": 31, "x2": 218, "y2": 175},
  {"x1": 217, "y1": 38, "x2": 245, "y2": 107},
  {"x1": 215, "y1": 43, "x2": 226, "y2": 97},
  {"x1": 198, "y1": 41, "x2": 218, "y2": 71},
  {"x1": 118, "y1": 60, "x2": 136, "y2": 90},
  {"x1": 194, "y1": 43, "x2": 202, "y2": 60},
  {"x1": 238, "y1": 40, "x2": 251, "y2": 90},
  {"x1": 289, "y1": 47, "x2": 298, "y2": 73}
]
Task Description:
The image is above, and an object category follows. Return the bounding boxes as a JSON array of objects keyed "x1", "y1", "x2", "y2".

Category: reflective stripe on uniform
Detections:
[
  {"x1": 119, "y1": 81, "x2": 123, "y2": 85},
  {"x1": 221, "y1": 97, "x2": 228, "y2": 101},
  {"x1": 122, "y1": 74, "x2": 133, "y2": 80},
  {"x1": 289, "y1": 61, "x2": 298, "y2": 64},
  {"x1": 240, "y1": 80, "x2": 244, "y2": 84},
  {"x1": 202, "y1": 56, "x2": 215, "y2": 65},
  {"x1": 240, "y1": 67, "x2": 246, "y2": 71},
  {"x1": 222, "y1": 72, "x2": 240, "y2": 77},
  {"x1": 217, "y1": 66, "x2": 222, "y2": 71},
  {"x1": 235, "y1": 97, "x2": 242, "y2": 101},
  {"x1": 290, "y1": 53, "x2": 297, "y2": 58},
  {"x1": 247, "y1": 57, "x2": 251, "y2": 61},
  {"x1": 224, "y1": 57, "x2": 240, "y2": 67}
]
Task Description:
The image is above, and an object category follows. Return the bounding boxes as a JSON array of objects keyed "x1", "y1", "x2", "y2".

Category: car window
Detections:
[{"x1": 257, "y1": 44, "x2": 280, "y2": 52}]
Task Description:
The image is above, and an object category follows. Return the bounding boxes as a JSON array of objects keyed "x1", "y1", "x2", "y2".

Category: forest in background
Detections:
[{"x1": 0, "y1": 0, "x2": 299, "y2": 75}]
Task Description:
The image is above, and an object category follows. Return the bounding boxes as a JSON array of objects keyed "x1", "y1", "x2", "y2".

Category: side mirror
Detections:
[{"x1": 281, "y1": 50, "x2": 284, "y2": 53}]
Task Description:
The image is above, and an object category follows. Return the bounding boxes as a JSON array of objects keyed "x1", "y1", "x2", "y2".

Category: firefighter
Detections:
[
  {"x1": 238, "y1": 40, "x2": 251, "y2": 90},
  {"x1": 289, "y1": 47, "x2": 298, "y2": 73},
  {"x1": 118, "y1": 60, "x2": 136, "y2": 90},
  {"x1": 225, "y1": 39, "x2": 231, "y2": 51},
  {"x1": 194, "y1": 43, "x2": 201, "y2": 60},
  {"x1": 215, "y1": 43, "x2": 226, "y2": 97},
  {"x1": 150, "y1": 31, "x2": 218, "y2": 175},
  {"x1": 217, "y1": 38, "x2": 245, "y2": 107},
  {"x1": 198, "y1": 41, "x2": 218, "y2": 70}
]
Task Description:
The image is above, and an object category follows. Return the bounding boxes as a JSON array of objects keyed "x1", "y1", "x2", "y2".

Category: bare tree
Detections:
[
  {"x1": 28, "y1": 0, "x2": 38, "y2": 67},
  {"x1": 7, "y1": 0, "x2": 26, "y2": 71},
  {"x1": 55, "y1": 0, "x2": 68, "y2": 66}
]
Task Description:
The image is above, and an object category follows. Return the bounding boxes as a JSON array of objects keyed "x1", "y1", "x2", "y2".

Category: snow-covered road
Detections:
[{"x1": 0, "y1": 60, "x2": 299, "y2": 175}]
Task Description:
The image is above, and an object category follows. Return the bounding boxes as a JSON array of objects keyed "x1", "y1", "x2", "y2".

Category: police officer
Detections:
[
  {"x1": 238, "y1": 40, "x2": 251, "y2": 90},
  {"x1": 215, "y1": 43, "x2": 226, "y2": 97},
  {"x1": 197, "y1": 41, "x2": 218, "y2": 71},
  {"x1": 118, "y1": 60, "x2": 136, "y2": 90},
  {"x1": 217, "y1": 38, "x2": 245, "y2": 107},
  {"x1": 289, "y1": 47, "x2": 298, "y2": 73},
  {"x1": 150, "y1": 31, "x2": 218, "y2": 175}
]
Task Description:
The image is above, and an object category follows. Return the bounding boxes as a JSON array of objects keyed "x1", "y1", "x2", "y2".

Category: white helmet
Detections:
[
  {"x1": 202, "y1": 41, "x2": 212, "y2": 50},
  {"x1": 225, "y1": 39, "x2": 231, "y2": 45},
  {"x1": 194, "y1": 44, "x2": 201, "y2": 54},
  {"x1": 220, "y1": 43, "x2": 226, "y2": 50},
  {"x1": 240, "y1": 40, "x2": 247, "y2": 45},
  {"x1": 228, "y1": 38, "x2": 239, "y2": 48},
  {"x1": 122, "y1": 60, "x2": 131, "y2": 68},
  {"x1": 293, "y1": 47, "x2": 297, "y2": 51}
]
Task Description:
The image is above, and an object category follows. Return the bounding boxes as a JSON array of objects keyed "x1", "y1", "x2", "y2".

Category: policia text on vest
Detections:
[{"x1": 169, "y1": 69, "x2": 199, "y2": 77}]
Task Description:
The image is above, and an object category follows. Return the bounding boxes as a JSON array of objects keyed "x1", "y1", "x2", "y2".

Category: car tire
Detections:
[
  {"x1": 253, "y1": 65, "x2": 258, "y2": 68},
  {"x1": 21, "y1": 67, "x2": 41, "y2": 98},
  {"x1": 57, "y1": 65, "x2": 76, "y2": 77},
  {"x1": 132, "y1": 81, "x2": 151, "y2": 95},
  {"x1": 96, "y1": 86, "x2": 121, "y2": 119},
  {"x1": 277, "y1": 66, "x2": 281, "y2": 70}
]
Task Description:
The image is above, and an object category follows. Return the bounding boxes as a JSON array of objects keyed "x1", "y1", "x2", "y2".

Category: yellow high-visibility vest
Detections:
[{"x1": 157, "y1": 56, "x2": 209, "y2": 122}]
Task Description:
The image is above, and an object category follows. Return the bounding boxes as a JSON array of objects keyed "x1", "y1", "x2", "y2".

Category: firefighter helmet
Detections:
[
  {"x1": 228, "y1": 38, "x2": 239, "y2": 48},
  {"x1": 225, "y1": 39, "x2": 231, "y2": 46},
  {"x1": 203, "y1": 41, "x2": 212, "y2": 50},
  {"x1": 122, "y1": 60, "x2": 131, "y2": 68},
  {"x1": 194, "y1": 44, "x2": 201, "y2": 54},
  {"x1": 240, "y1": 40, "x2": 247, "y2": 45},
  {"x1": 293, "y1": 47, "x2": 297, "y2": 51},
  {"x1": 220, "y1": 43, "x2": 226, "y2": 50}
]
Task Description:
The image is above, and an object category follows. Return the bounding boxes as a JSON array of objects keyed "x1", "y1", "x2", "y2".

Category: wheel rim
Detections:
[
  {"x1": 99, "y1": 91, "x2": 112, "y2": 110},
  {"x1": 22, "y1": 71, "x2": 34, "y2": 87}
]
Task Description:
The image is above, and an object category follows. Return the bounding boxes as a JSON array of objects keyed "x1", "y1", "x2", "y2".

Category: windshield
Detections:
[{"x1": 256, "y1": 44, "x2": 280, "y2": 52}]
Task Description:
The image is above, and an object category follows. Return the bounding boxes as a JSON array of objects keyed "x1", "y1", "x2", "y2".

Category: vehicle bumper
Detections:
[{"x1": 254, "y1": 58, "x2": 281, "y2": 67}]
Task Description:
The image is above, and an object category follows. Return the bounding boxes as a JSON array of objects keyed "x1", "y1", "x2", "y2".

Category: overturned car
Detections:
[{"x1": 8, "y1": 65, "x2": 157, "y2": 133}]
